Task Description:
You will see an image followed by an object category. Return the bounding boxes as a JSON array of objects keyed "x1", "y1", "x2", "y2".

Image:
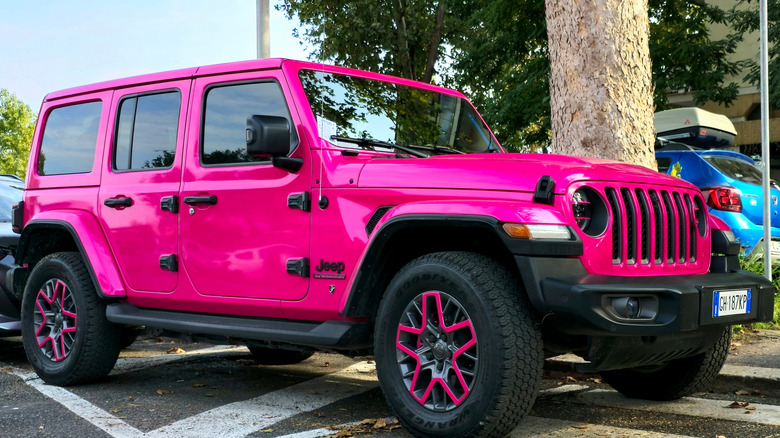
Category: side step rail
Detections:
[{"x1": 106, "y1": 303, "x2": 368, "y2": 348}]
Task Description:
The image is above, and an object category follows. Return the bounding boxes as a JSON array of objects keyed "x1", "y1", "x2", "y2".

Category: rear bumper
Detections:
[{"x1": 516, "y1": 256, "x2": 775, "y2": 337}]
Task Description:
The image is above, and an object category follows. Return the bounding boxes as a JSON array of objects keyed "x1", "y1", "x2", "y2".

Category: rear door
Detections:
[{"x1": 98, "y1": 81, "x2": 190, "y2": 292}]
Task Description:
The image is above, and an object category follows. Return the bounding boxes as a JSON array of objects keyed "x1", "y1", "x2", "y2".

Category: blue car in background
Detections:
[{"x1": 656, "y1": 148, "x2": 780, "y2": 261}]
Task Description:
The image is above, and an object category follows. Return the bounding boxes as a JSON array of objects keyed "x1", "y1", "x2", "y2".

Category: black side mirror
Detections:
[{"x1": 246, "y1": 115, "x2": 291, "y2": 157}]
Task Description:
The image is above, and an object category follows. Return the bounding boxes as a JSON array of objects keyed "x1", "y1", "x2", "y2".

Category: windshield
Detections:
[
  {"x1": 299, "y1": 70, "x2": 498, "y2": 154},
  {"x1": 703, "y1": 156, "x2": 763, "y2": 185}
]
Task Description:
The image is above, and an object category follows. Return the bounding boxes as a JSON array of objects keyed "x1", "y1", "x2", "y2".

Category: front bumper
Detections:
[{"x1": 516, "y1": 256, "x2": 775, "y2": 337}]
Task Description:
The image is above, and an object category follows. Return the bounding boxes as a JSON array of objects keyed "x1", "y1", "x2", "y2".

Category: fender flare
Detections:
[
  {"x1": 16, "y1": 212, "x2": 126, "y2": 298},
  {"x1": 340, "y1": 207, "x2": 582, "y2": 318}
]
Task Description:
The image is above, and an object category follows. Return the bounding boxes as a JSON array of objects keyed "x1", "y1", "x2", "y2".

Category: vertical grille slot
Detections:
[
  {"x1": 620, "y1": 188, "x2": 636, "y2": 264},
  {"x1": 661, "y1": 191, "x2": 675, "y2": 264},
  {"x1": 673, "y1": 192, "x2": 687, "y2": 263},
  {"x1": 684, "y1": 194, "x2": 697, "y2": 262},
  {"x1": 605, "y1": 187, "x2": 622, "y2": 264},
  {"x1": 649, "y1": 190, "x2": 663, "y2": 264}
]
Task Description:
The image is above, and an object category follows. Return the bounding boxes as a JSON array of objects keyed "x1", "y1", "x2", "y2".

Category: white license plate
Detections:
[
  {"x1": 771, "y1": 241, "x2": 780, "y2": 254},
  {"x1": 713, "y1": 289, "x2": 752, "y2": 317}
]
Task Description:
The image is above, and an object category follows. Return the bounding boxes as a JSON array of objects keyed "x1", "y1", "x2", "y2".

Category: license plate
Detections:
[
  {"x1": 713, "y1": 289, "x2": 752, "y2": 317},
  {"x1": 771, "y1": 241, "x2": 780, "y2": 254}
]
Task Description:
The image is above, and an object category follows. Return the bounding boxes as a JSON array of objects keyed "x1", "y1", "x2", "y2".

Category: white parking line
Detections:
[
  {"x1": 577, "y1": 388, "x2": 780, "y2": 426},
  {"x1": 11, "y1": 360, "x2": 379, "y2": 438}
]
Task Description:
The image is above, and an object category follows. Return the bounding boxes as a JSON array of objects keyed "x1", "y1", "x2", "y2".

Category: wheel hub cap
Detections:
[
  {"x1": 33, "y1": 279, "x2": 77, "y2": 362},
  {"x1": 395, "y1": 291, "x2": 478, "y2": 412}
]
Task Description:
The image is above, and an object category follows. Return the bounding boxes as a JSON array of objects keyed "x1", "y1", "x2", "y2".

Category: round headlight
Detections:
[
  {"x1": 571, "y1": 187, "x2": 608, "y2": 237},
  {"x1": 572, "y1": 189, "x2": 592, "y2": 231}
]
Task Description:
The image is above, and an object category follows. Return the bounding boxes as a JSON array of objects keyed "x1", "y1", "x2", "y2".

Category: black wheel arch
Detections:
[
  {"x1": 342, "y1": 214, "x2": 581, "y2": 320},
  {"x1": 15, "y1": 221, "x2": 102, "y2": 299}
]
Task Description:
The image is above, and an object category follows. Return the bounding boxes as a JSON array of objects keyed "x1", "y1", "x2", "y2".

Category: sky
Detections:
[{"x1": 0, "y1": 1, "x2": 312, "y2": 110}]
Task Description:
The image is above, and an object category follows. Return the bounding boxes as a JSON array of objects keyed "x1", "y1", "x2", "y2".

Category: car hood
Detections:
[{"x1": 357, "y1": 153, "x2": 694, "y2": 193}]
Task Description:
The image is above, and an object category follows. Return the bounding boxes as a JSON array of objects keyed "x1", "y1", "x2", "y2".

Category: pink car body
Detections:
[{"x1": 11, "y1": 59, "x2": 775, "y2": 438}]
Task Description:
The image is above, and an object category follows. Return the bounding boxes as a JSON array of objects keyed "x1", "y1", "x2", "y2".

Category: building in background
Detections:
[{"x1": 667, "y1": 0, "x2": 779, "y2": 178}]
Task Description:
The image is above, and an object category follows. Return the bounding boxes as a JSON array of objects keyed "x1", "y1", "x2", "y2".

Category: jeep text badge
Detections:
[{"x1": 313, "y1": 259, "x2": 346, "y2": 280}]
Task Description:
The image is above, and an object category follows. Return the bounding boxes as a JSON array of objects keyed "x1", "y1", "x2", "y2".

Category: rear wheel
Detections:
[
  {"x1": 247, "y1": 345, "x2": 315, "y2": 365},
  {"x1": 21, "y1": 252, "x2": 121, "y2": 386},
  {"x1": 601, "y1": 326, "x2": 731, "y2": 400},
  {"x1": 374, "y1": 251, "x2": 542, "y2": 437}
]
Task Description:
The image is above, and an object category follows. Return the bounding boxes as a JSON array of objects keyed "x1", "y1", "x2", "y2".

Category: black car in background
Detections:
[{"x1": 0, "y1": 174, "x2": 23, "y2": 335}]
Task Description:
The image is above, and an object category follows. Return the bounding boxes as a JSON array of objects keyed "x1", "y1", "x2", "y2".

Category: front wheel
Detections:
[
  {"x1": 374, "y1": 252, "x2": 543, "y2": 437},
  {"x1": 601, "y1": 326, "x2": 731, "y2": 401},
  {"x1": 21, "y1": 252, "x2": 121, "y2": 386}
]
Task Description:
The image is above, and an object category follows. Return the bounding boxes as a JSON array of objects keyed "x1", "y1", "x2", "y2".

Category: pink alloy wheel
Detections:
[
  {"x1": 395, "y1": 291, "x2": 478, "y2": 412},
  {"x1": 34, "y1": 279, "x2": 77, "y2": 362}
]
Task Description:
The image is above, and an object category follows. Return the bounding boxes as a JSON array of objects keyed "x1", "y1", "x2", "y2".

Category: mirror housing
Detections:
[{"x1": 246, "y1": 115, "x2": 291, "y2": 157}]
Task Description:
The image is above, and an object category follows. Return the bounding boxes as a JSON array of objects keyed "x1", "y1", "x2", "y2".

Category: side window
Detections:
[
  {"x1": 202, "y1": 81, "x2": 298, "y2": 166},
  {"x1": 114, "y1": 91, "x2": 180, "y2": 171},
  {"x1": 38, "y1": 101, "x2": 102, "y2": 176}
]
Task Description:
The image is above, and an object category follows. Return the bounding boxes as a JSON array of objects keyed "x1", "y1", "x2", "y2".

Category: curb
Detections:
[{"x1": 544, "y1": 358, "x2": 780, "y2": 394}]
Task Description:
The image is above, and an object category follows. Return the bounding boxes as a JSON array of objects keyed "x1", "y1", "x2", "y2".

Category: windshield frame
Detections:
[{"x1": 286, "y1": 62, "x2": 504, "y2": 155}]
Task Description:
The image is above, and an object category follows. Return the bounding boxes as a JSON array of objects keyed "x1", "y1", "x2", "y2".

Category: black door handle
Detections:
[
  {"x1": 104, "y1": 197, "x2": 133, "y2": 208},
  {"x1": 183, "y1": 195, "x2": 218, "y2": 206}
]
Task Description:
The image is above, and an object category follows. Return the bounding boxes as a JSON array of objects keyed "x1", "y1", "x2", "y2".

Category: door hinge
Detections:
[
  {"x1": 286, "y1": 258, "x2": 309, "y2": 277},
  {"x1": 288, "y1": 192, "x2": 311, "y2": 212},
  {"x1": 160, "y1": 254, "x2": 178, "y2": 272},
  {"x1": 160, "y1": 195, "x2": 179, "y2": 213}
]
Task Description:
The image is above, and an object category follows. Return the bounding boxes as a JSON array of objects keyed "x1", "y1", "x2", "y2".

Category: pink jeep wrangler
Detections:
[{"x1": 9, "y1": 59, "x2": 775, "y2": 437}]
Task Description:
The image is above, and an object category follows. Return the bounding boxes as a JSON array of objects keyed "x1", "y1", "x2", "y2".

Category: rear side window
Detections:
[
  {"x1": 38, "y1": 101, "x2": 102, "y2": 176},
  {"x1": 703, "y1": 156, "x2": 763, "y2": 185},
  {"x1": 114, "y1": 91, "x2": 180, "y2": 171},
  {"x1": 201, "y1": 81, "x2": 297, "y2": 166}
]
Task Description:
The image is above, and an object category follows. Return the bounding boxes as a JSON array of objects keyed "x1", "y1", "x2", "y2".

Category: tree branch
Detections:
[{"x1": 423, "y1": 0, "x2": 446, "y2": 83}]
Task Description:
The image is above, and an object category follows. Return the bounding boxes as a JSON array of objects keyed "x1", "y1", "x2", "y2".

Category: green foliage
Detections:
[
  {"x1": 0, "y1": 89, "x2": 35, "y2": 179},
  {"x1": 739, "y1": 257, "x2": 780, "y2": 330},
  {"x1": 281, "y1": 1, "x2": 748, "y2": 152},
  {"x1": 728, "y1": 0, "x2": 780, "y2": 104}
]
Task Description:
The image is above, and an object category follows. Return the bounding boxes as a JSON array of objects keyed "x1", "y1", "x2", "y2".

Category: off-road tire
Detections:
[
  {"x1": 247, "y1": 345, "x2": 315, "y2": 365},
  {"x1": 374, "y1": 251, "x2": 543, "y2": 438},
  {"x1": 21, "y1": 252, "x2": 121, "y2": 386},
  {"x1": 601, "y1": 326, "x2": 731, "y2": 401}
]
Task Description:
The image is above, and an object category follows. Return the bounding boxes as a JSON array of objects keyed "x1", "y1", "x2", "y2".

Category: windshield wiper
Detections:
[{"x1": 330, "y1": 136, "x2": 428, "y2": 158}]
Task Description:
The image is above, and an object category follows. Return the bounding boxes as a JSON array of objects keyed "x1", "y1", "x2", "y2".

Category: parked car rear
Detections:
[{"x1": 656, "y1": 149, "x2": 780, "y2": 260}]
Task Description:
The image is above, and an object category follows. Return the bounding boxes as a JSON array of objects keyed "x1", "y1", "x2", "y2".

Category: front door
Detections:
[
  {"x1": 179, "y1": 72, "x2": 311, "y2": 300},
  {"x1": 98, "y1": 81, "x2": 190, "y2": 292}
]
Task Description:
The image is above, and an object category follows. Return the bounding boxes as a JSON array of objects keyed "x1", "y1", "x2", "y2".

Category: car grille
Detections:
[{"x1": 602, "y1": 185, "x2": 706, "y2": 267}]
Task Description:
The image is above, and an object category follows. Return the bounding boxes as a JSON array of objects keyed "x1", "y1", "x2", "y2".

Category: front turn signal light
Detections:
[{"x1": 502, "y1": 223, "x2": 571, "y2": 240}]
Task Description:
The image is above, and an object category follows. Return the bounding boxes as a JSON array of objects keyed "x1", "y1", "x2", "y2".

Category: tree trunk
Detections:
[{"x1": 545, "y1": 0, "x2": 656, "y2": 169}]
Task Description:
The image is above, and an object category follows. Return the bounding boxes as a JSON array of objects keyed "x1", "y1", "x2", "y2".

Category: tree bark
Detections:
[
  {"x1": 394, "y1": 0, "x2": 415, "y2": 80},
  {"x1": 545, "y1": 0, "x2": 656, "y2": 169},
  {"x1": 422, "y1": 0, "x2": 446, "y2": 83}
]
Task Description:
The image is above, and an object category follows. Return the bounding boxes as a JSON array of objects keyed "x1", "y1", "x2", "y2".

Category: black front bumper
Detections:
[{"x1": 516, "y1": 256, "x2": 775, "y2": 337}]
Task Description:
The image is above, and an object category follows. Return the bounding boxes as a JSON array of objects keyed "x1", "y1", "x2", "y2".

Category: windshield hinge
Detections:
[{"x1": 288, "y1": 192, "x2": 311, "y2": 212}]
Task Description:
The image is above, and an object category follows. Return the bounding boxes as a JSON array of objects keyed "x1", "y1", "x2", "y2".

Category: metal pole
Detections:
[
  {"x1": 760, "y1": 0, "x2": 771, "y2": 280},
  {"x1": 257, "y1": 0, "x2": 270, "y2": 59}
]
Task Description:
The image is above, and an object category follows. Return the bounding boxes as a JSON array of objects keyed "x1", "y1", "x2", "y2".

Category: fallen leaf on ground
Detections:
[
  {"x1": 728, "y1": 401, "x2": 749, "y2": 408},
  {"x1": 373, "y1": 418, "x2": 387, "y2": 429},
  {"x1": 321, "y1": 361, "x2": 330, "y2": 367},
  {"x1": 314, "y1": 411, "x2": 324, "y2": 417},
  {"x1": 156, "y1": 389, "x2": 172, "y2": 395},
  {"x1": 166, "y1": 347, "x2": 186, "y2": 354},
  {"x1": 109, "y1": 408, "x2": 121, "y2": 414},
  {"x1": 587, "y1": 377, "x2": 602, "y2": 384},
  {"x1": 192, "y1": 383, "x2": 207, "y2": 388},
  {"x1": 260, "y1": 428, "x2": 273, "y2": 433},
  {"x1": 735, "y1": 389, "x2": 751, "y2": 395}
]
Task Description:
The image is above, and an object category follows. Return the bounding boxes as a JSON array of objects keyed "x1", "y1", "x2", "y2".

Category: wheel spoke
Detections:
[
  {"x1": 395, "y1": 290, "x2": 478, "y2": 412},
  {"x1": 33, "y1": 278, "x2": 77, "y2": 362}
]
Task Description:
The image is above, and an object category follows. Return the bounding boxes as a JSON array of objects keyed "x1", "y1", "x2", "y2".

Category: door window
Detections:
[
  {"x1": 114, "y1": 91, "x2": 181, "y2": 171},
  {"x1": 201, "y1": 81, "x2": 298, "y2": 166}
]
